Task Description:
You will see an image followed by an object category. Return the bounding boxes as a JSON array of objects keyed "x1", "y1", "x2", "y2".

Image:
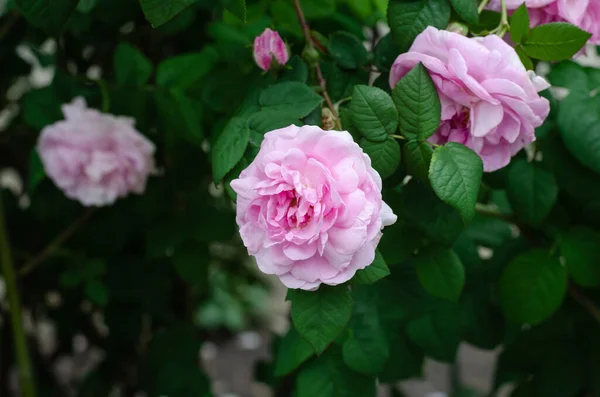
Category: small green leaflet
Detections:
[
  {"x1": 360, "y1": 138, "x2": 401, "y2": 179},
  {"x1": 510, "y1": 3, "x2": 530, "y2": 44},
  {"x1": 16, "y1": 0, "x2": 78, "y2": 35},
  {"x1": 259, "y1": 82, "x2": 323, "y2": 119},
  {"x1": 429, "y1": 142, "x2": 483, "y2": 224},
  {"x1": 113, "y1": 43, "x2": 153, "y2": 86},
  {"x1": 274, "y1": 327, "x2": 315, "y2": 376},
  {"x1": 522, "y1": 22, "x2": 592, "y2": 61},
  {"x1": 415, "y1": 247, "x2": 465, "y2": 301},
  {"x1": 139, "y1": 0, "x2": 197, "y2": 27},
  {"x1": 560, "y1": 228, "x2": 600, "y2": 288},
  {"x1": 328, "y1": 31, "x2": 368, "y2": 69},
  {"x1": 211, "y1": 117, "x2": 250, "y2": 182},
  {"x1": 449, "y1": 0, "x2": 478, "y2": 25},
  {"x1": 351, "y1": 85, "x2": 398, "y2": 142},
  {"x1": 224, "y1": 0, "x2": 246, "y2": 22},
  {"x1": 402, "y1": 139, "x2": 433, "y2": 182},
  {"x1": 156, "y1": 47, "x2": 219, "y2": 89},
  {"x1": 353, "y1": 251, "x2": 390, "y2": 285}
]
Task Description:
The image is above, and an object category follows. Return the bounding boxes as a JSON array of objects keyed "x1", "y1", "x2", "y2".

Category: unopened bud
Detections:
[
  {"x1": 302, "y1": 46, "x2": 320, "y2": 66},
  {"x1": 447, "y1": 22, "x2": 469, "y2": 36}
]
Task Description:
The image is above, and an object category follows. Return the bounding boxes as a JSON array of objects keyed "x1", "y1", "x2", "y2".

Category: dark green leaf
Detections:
[
  {"x1": 224, "y1": 0, "x2": 246, "y2": 22},
  {"x1": 429, "y1": 142, "x2": 483, "y2": 223},
  {"x1": 139, "y1": 0, "x2": 196, "y2": 27},
  {"x1": 16, "y1": 0, "x2": 78, "y2": 35},
  {"x1": 28, "y1": 150, "x2": 45, "y2": 194},
  {"x1": 156, "y1": 47, "x2": 219, "y2": 89},
  {"x1": 212, "y1": 117, "x2": 250, "y2": 182},
  {"x1": 155, "y1": 91, "x2": 204, "y2": 145},
  {"x1": 560, "y1": 227, "x2": 600, "y2": 288},
  {"x1": 499, "y1": 250, "x2": 567, "y2": 325},
  {"x1": 406, "y1": 309, "x2": 460, "y2": 362},
  {"x1": 85, "y1": 280, "x2": 109, "y2": 306},
  {"x1": 506, "y1": 160, "x2": 558, "y2": 226},
  {"x1": 351, "y1": 85, "x2": 398, "y2": 142},
  {"x1": 359, "y1": 137, "x2": 401, "y2": 179},
  {"x1": 113, "y1": 42, "x2": 153, "y2": 86},
  {"x1": 374, "y1": 33, "x2": 400, "y2": 73},
  {"x1": 388, "y1": 0, "x2": 451, "y2": 51},
  {"x1": 173, "y1": 243, "x2": 209, "y2": 286},
  {"x1": 402, "y1": 139, "x2": 433, "y2": 182},
  {"x1": 289, "y1": 286, "x2": 353, "y2": 355},
  {"x1": 510, "y1": 4, "x2": 530, "y2": 44},
  {"x1": 259, "y1": 82, "x2": 323, "y2": 119},
  {"x1": 449, "y1": 0, "x2": 478, "y2": 25},
  {"x1": 415, "y1": 247, "x2": 465, "y2": 301},
  {"x1": 274, "y1": 327, "x2": 315, "y2": 377},
  {"x1": 353, "y1": 251, "x2": 390, "y2": 285},
  {"x1": 379, "y1": 331, "x2": 424, "y2": 382},
  {"x1": 392, "y1": 63, "x2": 441, "y2": 140},
  {"x1": 328, "y1": 31, "x2": 368, "y2": 69},
  {"x1": 523, "y1": 22, "x2": 592, "y2": 61},
  {"x1": 281, "y1": 56, "x2": 309, "y2": 83}
]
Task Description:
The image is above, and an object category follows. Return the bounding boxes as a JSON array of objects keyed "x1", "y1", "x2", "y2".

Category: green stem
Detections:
[
  {"x1": 477, "y1": 0, "x2": 490, "y2": 13},
  {"x1": 390, "y1": 134, "x2": 407, "y2": 140},
  {"x1": 97, "y1": 79, "x2": 111, "y2": 113},
  {"x1": 569, "y1": 284, "x2": 600, "y2": 326},
  {"x1": 0, "y1": 194, "x2": 36, "y2": 397}
]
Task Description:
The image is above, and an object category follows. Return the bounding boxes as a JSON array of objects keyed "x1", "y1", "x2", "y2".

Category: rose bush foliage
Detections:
[{"x1": 0, "y1": 0, "x2": 599, "y2": 396}]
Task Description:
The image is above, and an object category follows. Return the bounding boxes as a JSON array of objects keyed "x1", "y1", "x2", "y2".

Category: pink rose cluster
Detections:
[
  {"x1": 390, "y1": 27, "x2": 550, "y2": 172},
  {"x1": 253, "y1": 28, "x2": 290, "y2": 71},
  {"x1": 488, "y1": 0, "x2": 600, "y2": 45},
  {"x1": 37, "y1": 97, "x2": 156, "y2": 207},
  {"x1": 231, "y1": 125, "x2": 397, "y2": 290}
]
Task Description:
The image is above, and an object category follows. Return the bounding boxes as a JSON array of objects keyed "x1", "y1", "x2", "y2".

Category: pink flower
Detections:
[
  {"x1": 37, "y1": 97, "x2": 156, "y2": 207},
  {"x1": 230, "y1": 125, "x2": 397, "y2": 290},
  {"x1": 253, "y1": 28, "x2": 289, "y2": 71},
  {"x1": 389, "y1": 27, "x2": 550, "y2": 172},
  {"x1": 488, "y1": 0, "x2": 600, "y2": 45}
]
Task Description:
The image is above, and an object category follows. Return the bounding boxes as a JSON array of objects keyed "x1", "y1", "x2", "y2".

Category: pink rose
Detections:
[
  {"x1": 389, "y1": 27, "x2": 550, "y2": 172},
  {"x1": 230, "y1": 125, "x2": 397, "y2": 290},
  {"x1": 37, "y1": 97, "x2": 156, "y2": 207},
  {"x1": 253, "y1": 28, "x2": 289, "y2": 71},
  {"x1": 488, "y1": 0, "x2": 600, "y2": 45}
]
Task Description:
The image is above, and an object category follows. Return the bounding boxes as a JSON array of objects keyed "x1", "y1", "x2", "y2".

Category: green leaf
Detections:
[
  {"x1": 113, "y1": 42, "x2": 153, "y2": 86},
  {"x1": 429, "y1": 142, "x2": 483, "y2": 223},
  {"x1": 281, "y1": 56, "x2": 309, "y2": 83},
  {"x1": 328, "y1": 31, "x2": 368, "y2": 69},
  {"x1": 353, "y1": 251, "x2": 390, "y2": 285},
  {"x1": 212, "y1": 117, "x2": 250, "y2": 182},
  {"x1": 155, "y1": 91, "x2": 204, "y2": 145},
  {"x1": 299, "y1": 0, "x2": 336, "y2": 18},
  {"x1": 274, "y1": 327, "x2": 315, "y2": 377},
  {"x1": 156, "y1": 47, "x2": 219, "y2": 89},
  {"x1": 359, "y1": 137, "x2": 401, "y2": 179},
  {"x1": 510, "y1": 4, "x2": 530, "y2": 44},
  {"x1": 350, "y1": 85, "x2": 398, "y2": 142},
  {"x1": 406, "y1": 309, "x2": 460, "y2": 362},
  {"x1": 139, "y1": 0, "x2": 196, "y2": 27},
  {"x1": 415, "y1": 247, "x2": 465, "y2": 301},
  {"x1": 557, "y1": 94, "x2": 600, "y2": 175},
  {"x1": 173, "y1": 243, "x2": 209, "y2": 287},
  {"x1": 374, "y1": 33, "x2": 400, "y2": 73},
  {"x1": 379, "y1": 331, "x2": 424, "y2": 382},
  {"x1": 296, "y1": 347, "x2": 376, "y2": 397},
  {"x1": 506, "y1": 160, "x2": 558, "y2": 226},
  {"x1": 392, "y1": 63, "x2": 441, "y2": 140},
  {"x1": 85, "y1": 280, "x2": 109, "y2": 306},
  {"x1": 560, "y1": 228, "x2": 600, "y2": 288},
  {"x1": 522, "y1": 22, "x2": 592, "y2": 61},
  {"x1": 449, "y1": 0, "x2": 478, "y2": 25},
  {"x1": 289, "y1": 286, "x2": 353, "y2": 355},
  {"x1": 515, "y1": 45, "x2": 534, "y2": 70},
  {"x1": 224, "y1": 0, "x2": 246, "y2": 22},
  {"x1": 259, "y1": 82, "x2": 323, "y2": 119},
  {"x1": 402, "y1": 139, "x2": 433, "y2": 182},
  {"x1": 342, "y1": 287, "x2": 389, "y2": 375},
  {"x1": 388, "y1": 0, "x2": 451, "y2": 51},
  {"x1": 22, "y1": 87, "x2": 62, "y2": 130},
  {"x1": 16, "y1": 0, "x2": 78, "y2": 35},
  {"x1": 499, "y1": 250, "x2": 567, "y2": 325},
  {"x1": 28, "y1": 150, "x2": 45, "y2": 194}
]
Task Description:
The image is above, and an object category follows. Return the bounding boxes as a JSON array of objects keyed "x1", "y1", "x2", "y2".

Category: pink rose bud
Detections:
[
  {"x1": 230, "y1": 125, "x2": 397, "y2": 291},
  {"x1": 37, "y1": 97, "x2": 156, "y2": 207},
  {"x1": 390, "y1": 27, "x2": 550, "y2": 172},
  {"x1": 253, "y1": 28, "x2": 289, "y2": 71}
]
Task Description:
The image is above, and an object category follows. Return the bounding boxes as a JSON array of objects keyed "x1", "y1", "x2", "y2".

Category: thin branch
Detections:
[
  {"x1": 0, "y1": 194, "x2": 36, "y2": 397},
  {"x1": 291, "y1": 0, "x2": 337, "y2": 119},
  {"x1": 19, "y1": 208, "x2": 96, "y2": 277},
  {"x1": 478, "y1": 0, "x2": 490, "y2": 13},
  {"x1": 569, "y1": 284, "x2": 600, "y2": 325}
]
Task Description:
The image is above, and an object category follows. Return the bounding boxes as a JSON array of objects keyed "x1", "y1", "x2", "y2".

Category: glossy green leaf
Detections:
[
  {"x1": 113, "y1": 42, "x2": 153, "y2": 86},
  {"x1": 156, "y1": 47, "x2": 219, "y2": 89},
  {"x1": 140, "y1": 0, "x2": 196, "y2": 27},
  {"x1": 510, "y1": 4, "x2": 530, "y2": 44},
  {"x1": 328, "y1": 31, "x2": 368, "y2": 69},
  {"x1": 406, "y1": 309, "x2": 460, "y2": 362},
  {"x1": 449, "y1": 0, "x2": 478, "y2": 25},
  {"x1": 402, "y1": 139, "x2": 433, "y2": 182},
  {"x1": 259, "y1": 82, "x2": 323, "y2": 119},
  {"x1": 523, "y1": 22, "x2": 592, "y2": 61},
  {"x1": 289, "y1": 286, "x2": 353, "y2": 355},
  {"x1": 392, "y1": 63, "x2": 441, "y2": 140},
  {"x1": 429, "y1": 142, "x2": 483, "y2": 223},
  {"x1": 353, "y1": 251, "x2": 390, "y2": 285},
  {"x1": 360, "y1": 137, "x2": 401, "y2": 179},
  {"x1": 224, "y1": 0, "x2": 246, "y2": 22},
  {"x1": 388, "y1": 0, "x2": 451, "y2": 51},
  {"x1": 560, "y1": 227, "x2": 600, "y2": 288},
  {"x1": 351, "y1": 85, "x2": 398, "y2": 142},
  {"x1": 499, "y1": 250, "x2": 567, "y2": 325},
  {"x1": 212, "y1": 117, "x2": 250, "y2": 182},
  {"x1": 274, "y1": 327, "x2": 315, "y2": 377}
]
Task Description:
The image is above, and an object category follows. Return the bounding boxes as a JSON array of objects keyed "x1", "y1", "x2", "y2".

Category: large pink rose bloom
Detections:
[
  {"x1": 488, "y1": 0, "x2": 600, "y2": 45},
  {"x1": 389, "y1": 27, "x2": 550, "y2": 172},
  {"x1": 230, "y1": 125, "x2": 397, "y2": 290},
  {"x1": 37, "y1": 97, "x2": 156, "y2": 206}
]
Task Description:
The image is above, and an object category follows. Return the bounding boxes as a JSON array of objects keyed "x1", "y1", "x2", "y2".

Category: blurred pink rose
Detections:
[
  {"x1": 230, "y1": 125, "x2": 397, "y2": 290},
  {"x1": 253, "y1": 28, "x2": 289, "y2": 71},
  {"x1": 37, "y1": 97, "x2": 156, "y2": 207},
  {"x1": 488, "y1": 0, "x2": 600, "y2": 45},
  {"x1": 389, "y1": 27, "x2": 550, "y2": 172}
]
